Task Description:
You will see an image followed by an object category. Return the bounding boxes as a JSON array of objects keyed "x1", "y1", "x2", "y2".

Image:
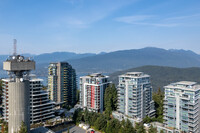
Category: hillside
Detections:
[
  {"x1": 34, "y1": 52, "x2": 96, "y2": 64},
  {"x1": 67, "y1": 47, "x2": 200, "y2": 73},
  {"x1": 0, "y1": 52, "x2": 96, "y2": 77},
  {"x1": 109, "y1": 66, "x2": 200, "y2": 92},
  {"x1": 1, "y1": 47, "x2": 200, "y2": 77}
]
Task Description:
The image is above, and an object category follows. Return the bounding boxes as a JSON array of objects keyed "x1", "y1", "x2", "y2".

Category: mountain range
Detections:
[{"x1": 0, "y1": 47, "x2": 200, "y2": 77}]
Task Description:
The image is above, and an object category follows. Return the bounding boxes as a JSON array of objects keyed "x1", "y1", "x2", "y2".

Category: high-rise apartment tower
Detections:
[
  {"x1": 164, "y1": 81, "x2": 200, "y2": 133},
  {"x1": 79, "y1": 73, "x2": 110, "y2": 112},
  {"x1": 117, "y1": 72, "x2": 155, "y2": 119},
  {"x1": 48, "y1": 62, "x2": 77, "y2": 106}
]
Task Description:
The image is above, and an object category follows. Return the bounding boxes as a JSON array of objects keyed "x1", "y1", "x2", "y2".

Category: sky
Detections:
[{"x1": 0, "y1": 0, "x2": 200, "y2": 55}]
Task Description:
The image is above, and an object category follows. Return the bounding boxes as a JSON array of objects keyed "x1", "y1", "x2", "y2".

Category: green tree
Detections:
[
  {"x1": 124, "y1": 119, "x2": 136, "y2": 133},
  {"x1": 104, "y1": 84, "x2": 117, "y2": 117},
  {"x1": 135, "y1": 122, "x2": 146, "y2": 133},
  {"x1": 106, "y1": 119, "x2": 121, "y2": 133},
  {"x1": 67, "y1": 128, "x2": 70, "y2": 133},
  {"x1": 89, "y1": 112, "x2": 99, "y2": 126},
  {"x1": 148, "y1": 125, "x2": 157, "y2": 133},
  {"x1": 73, "y1": 109, "x2": 83, "y2": 124},
  {"x1": 84, "y1": 109, "x2": 89, "y2": 124},
  {"x1": 18, "y1": 121, "x2": 27, "y2": 133},
  {"x1": 153, "y1": 88, "x2": 164, "y2": 123},
  {"x1": 160, "y1": 129, "x2": 164, "y2": 133},
  {"x1": 143, "y1": 116, "x2": 152, "y2": 123},
  {"x1": 119, "y1": 119, "x2": 126, "y2": 133},
  {"x1": 94, "y1": 114, "x2": 107, "y2": 132},
  {"x1": 119, "y1": 119, "x2": 136, "y2": 133}
]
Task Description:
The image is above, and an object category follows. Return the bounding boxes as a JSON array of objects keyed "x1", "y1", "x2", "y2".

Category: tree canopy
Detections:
[
  {"x1": 153, "y1": 88, "x2": 164, "y2": 123},
  {"x1": 18, "y1": 121, "x2": 27, "y2": 133},
  {"x1": 104, "y1": 84, "x2": 117, "y2": 118}
]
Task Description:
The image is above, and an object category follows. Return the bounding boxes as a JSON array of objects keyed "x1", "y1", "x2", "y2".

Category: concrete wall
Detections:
[
  {"x1": 8, "y1": 80, "x2": 30, "y2": 133},
  {"x1": 3, "y1": 61, "x2": 35, "y2": 71}
]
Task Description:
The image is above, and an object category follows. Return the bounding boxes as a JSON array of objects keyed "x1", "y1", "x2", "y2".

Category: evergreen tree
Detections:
[
  {"x1": 153, "y1": 88, "x2": 164, "y2": 123},
  {"x1": 89, "y1": 112, "x2": 99, "y2": 126},
  {"x1": 73, "y1": 109, "x2": 83, "y2": 124},
  {"x1": 143, "y1": 116, "x2": 152, "y2": 123},
  {"x1": 104, "y1": 84, "x2": 117, "y2": 117},
  {"x1": 124, "y1": 119, "x2": 136, "y2": 133},
  {"x1": 106, "y1": 119, "x2": 121, "y2": 133},
  {"x1": 148, "y1": 125, "x2": 157, "y2": 133},
  {"x1": 18, "y1": 121, "x2": 27, "y2": 133},
  {"x1": 94, "y1": 114, "x2": 107, "y2": 131},
  {"x1": 135, "y1": 122, "x2": 146, "y2": 133},
  {"x1": 84, "y1": 109, "x2": 89, "y2": 124},
  {"x1": 119, "y1": 119, "x2": 136, "y2": 133}
]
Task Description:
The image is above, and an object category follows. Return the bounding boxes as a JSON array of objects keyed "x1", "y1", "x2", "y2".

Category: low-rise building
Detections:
[
  {"x1": 151, "y1": 122, "x2": 181, "y2": 133},
  {"x1": 112, "y1": 111, "x2": 142, "y2": 127}
]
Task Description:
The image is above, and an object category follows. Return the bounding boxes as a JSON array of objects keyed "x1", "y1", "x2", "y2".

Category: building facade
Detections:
[
  {"x1": 3, "y1": 55, "x2": 34, "y2": 133},
  {"x1": 2, "y1": 76, "x2": 55, "y2": 124},
  {"x1": 117, "y1": 72, "x2": 155, "y2": 119},
  {"x1": 48, "y1": 62, "x2": 77, "y2": 106},
  {"x1": 29, "y1": 75, "x2": 55, "y2": 124},
  {"x1": 163, "y1": 81, "x2": 200, "y2": 133},
  {"x1": 80, "y1": 73, "x2": 110, "y2": 112}
]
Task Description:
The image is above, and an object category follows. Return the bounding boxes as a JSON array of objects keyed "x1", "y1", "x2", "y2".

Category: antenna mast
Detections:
[{"x1": 13, "y1": 39, "x2": 17, "y2": 56}]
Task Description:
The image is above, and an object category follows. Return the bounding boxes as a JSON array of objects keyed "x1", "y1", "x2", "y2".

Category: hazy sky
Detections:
[{"x1": 0, "y1": 0, "x2": 200, "y2": 55}]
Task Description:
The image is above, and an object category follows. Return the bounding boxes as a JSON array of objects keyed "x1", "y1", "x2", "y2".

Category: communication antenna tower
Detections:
[{"x1": 13, "y1": 39, "x2": 17, "y2": 56}]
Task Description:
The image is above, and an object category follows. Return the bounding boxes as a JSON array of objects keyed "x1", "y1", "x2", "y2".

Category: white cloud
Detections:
[
  {"x1": 115, "y1": 13, "x2": 200, "y2": 27},
  {"x1": 115, "y1": 15, "x2": 178, "y2": 27},
  {"x1": 165, "y1": 14, "x2": 200, "y2": 21},
  {"x1": 135, "y1": 22, "x2": 179, "y2": 27},
  {"x1": 115, "y1": 15, "x2": 155, "y2": 23},
  {"x1": 46, "y1": 0, "x2": 137, "y2": 29}
]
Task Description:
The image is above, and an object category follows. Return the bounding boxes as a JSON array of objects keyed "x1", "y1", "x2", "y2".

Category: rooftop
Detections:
[
  {"x1": 165, "y1": 81, "x2": 200, "y2": 91},
  {"x1": 31, "y1": 127, "x2": 54, "y2": 133},
  {"x1": 175, "y1": 81, "x2": 196, "y2": 86},
  {"x1": 81, "y1": 73, "x2": 109, "y2": 78},
  {"x1": 119, "y1": 72, "x2": 150, "y2": 78},
  {"x1": 3, "y1": 55, "x2": 35, "y2": 72}
]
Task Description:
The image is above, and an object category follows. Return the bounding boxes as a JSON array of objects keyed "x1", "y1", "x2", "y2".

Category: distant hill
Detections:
[
  {"x1": 67, "y1": 47, "x2": 200, "y2": 73},
  {"x1": 1, "y1": 47, "x2": 200, "y2": 77},
  {"x1": 34, "y1": 52, "x2": 96, "y2": 64},
  {"x1": 109, "y1": 65, "x2": 200, "y2": 92},
  {"x1": 0, "y1": 52, "x2": 96, "y2": 77}
]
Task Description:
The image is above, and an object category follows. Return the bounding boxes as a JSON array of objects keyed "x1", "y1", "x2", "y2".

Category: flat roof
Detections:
[
  {"x1": 30, "y1": 78, "x2": 44, "y2": 82},
  {"x1": 126, "y1": 72, "x2": 143, "y2": 75},
  {"x1": 119, "y1": 72, "x2": 150, "y2": 78},
  {"x1": 175, "y1": 81, "x2": 196, "y2": 86},
  {"x1": 165, "y1": 81, "x2": 200, "y2": 91},
  {"x1": 80, "y1": 73, "x2": 109, "y2": 78},
  {"x1": 31, "y1": 127, "x2": 54, "y2": 133}
]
